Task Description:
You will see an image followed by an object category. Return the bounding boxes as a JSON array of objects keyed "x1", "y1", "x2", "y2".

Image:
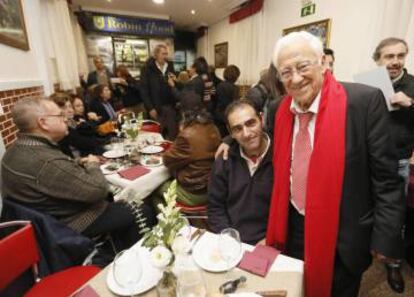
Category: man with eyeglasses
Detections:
[
  {"x1": 2, "y1": 97, "x2": 156, "y2": 255},
  {"x1": 208, "y1": 100, "x2": 273, "y2": 245},
  {"x1": 372, "y1": 37, "x2": 414, "y2": 293},
  {"x1": 265, "y1": 31, "x2": 404, "y2": 297}
]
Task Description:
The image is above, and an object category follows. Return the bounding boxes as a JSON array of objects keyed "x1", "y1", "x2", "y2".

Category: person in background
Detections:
[
  {"x1": 140, "y1": 44, "x2": 177, "y2": 140},
  {"x1": 176, "y1": 70, "x2": 190, "y2": 88},
  {"x1": 208, "y1": 64, "x2": 223, "y2": 89},
  {"x1": 89, "y1": 85, "x2": 123, "y2": 125},
  {"x1": 1, "y1": 97, "x2": 156, "y2": 252},
  {"x1": 372, "y1": 37, "x2": 414, "y2": 293},
  {"x1": 50, "y1": 92, "x2": 105, "y2": 157},
  {"x1": 160, "y1": 91, "x2": 221, "y2": 207},
  {"x1": 113, "y1": 65, "x2": 144, "y2": 115},
  {"x1": 246, "y1": 64, "x2": 285, "y2": 135},
  {"x1": 214, "y1": 65, "x2": 241, "y2": 137},
  {"x1": 266, "y1": 31, "x2": 404, "y2": 297},
  {"x1": 169, "y1": 57, "x2": 215, "y2": 113},
  {"x1": 86, "y1": 56, "x2": 114, "y2": 89},
  {"x1": 323, "y1": 48, "x2": 335, "y2": 73},
  {"x1": 208, "y1": 100, "x2": 273, "y2": 245}
]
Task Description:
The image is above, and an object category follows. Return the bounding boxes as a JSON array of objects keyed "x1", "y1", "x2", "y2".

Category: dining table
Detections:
[
  {"x1": 76, "y1": 230, "x2": 304, "y2": 297},
  {"x1": 102, "y1": 131, "x2": 171, "y2": 202}
]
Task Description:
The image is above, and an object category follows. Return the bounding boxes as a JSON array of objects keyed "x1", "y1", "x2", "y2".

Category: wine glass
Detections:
[
  {"x1": 112, "y1": 249, "x2": 143, "y2": 295},
  {"x1": 218, "y1": 228, "x2": 242, "y2": 279}
]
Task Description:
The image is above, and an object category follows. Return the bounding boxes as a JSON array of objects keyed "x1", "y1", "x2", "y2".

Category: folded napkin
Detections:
[
  {"x1": 118, "y1": 165, "x2": 150, "y2": 180},
  {"x1": 238, "y1": 245, "x2": 280, "y2": 277},
  {"x1": 71, "y1": 285, "x2": 99, "y2": 297}
]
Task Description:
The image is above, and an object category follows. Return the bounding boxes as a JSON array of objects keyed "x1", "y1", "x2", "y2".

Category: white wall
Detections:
[
  {"x1": 0, "y1": 0, "x2": 56, "y2": 94},
  {"x1": 198, "y1": 0, "x2": 414, "y2": 84}
]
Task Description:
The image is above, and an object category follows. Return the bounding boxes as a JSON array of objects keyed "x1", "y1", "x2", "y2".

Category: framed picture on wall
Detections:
[
  {"x1": 0, "y1": 0, "x2": 29, "y2": 51},
  {"x1": 283, "y1": 18, "x2": 331, "y2": 48},
  {"x1": 214, "y1": 42, "x2": 228, "y2": 68}
]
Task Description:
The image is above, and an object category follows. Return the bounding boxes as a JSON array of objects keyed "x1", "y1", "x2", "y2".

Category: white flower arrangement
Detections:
[{"x1": 143, "y1": 180, "x2": 188, "y2": 268}]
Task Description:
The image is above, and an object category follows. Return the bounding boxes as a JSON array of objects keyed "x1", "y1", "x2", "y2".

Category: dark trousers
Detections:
[
  {"x1": 285, "y1": 203, "x2": 362, "y2": 297},
  {"x1": 82, "y1": 201, "x2": 156, "y2": 251}
]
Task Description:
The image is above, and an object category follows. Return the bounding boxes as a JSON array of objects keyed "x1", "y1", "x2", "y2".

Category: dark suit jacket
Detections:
[
  {"x1": 336, "y1": 82, "x2": 405, "y2": 276},
  {"x1": 88, "y1": 99, "x2": 114, "y2": 124},
  {"x1": 140, "y1": 58, "x2": 175, "y2": 113},
  {"x1": 86, "y1": 69, "x2": 114, "y2": 89}
]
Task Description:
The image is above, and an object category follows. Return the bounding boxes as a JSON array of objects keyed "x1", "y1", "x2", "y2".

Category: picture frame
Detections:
[
  {"x1": 0, "y1": 0, "x2": 30, "y2": 51},
  {"x1": 214, "y1": 42, "x2": 228, "y2": 68},
  {"x1": 282, "y1": 18, "x2": 331, "y2": 48}
]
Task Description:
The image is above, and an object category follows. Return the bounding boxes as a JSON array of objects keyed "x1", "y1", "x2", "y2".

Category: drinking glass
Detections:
[
  {"x1": 112, "y1": 249, "x2": 143, "y2": 294},
  {"x1": 176, "y1": 255, "x2": 207, "y2": 297},
  {"x1": 218, "y1": 228, "x2": 242, "y2": 278}
]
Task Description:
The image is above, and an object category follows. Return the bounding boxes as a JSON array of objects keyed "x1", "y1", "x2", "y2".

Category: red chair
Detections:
[
  {"x1": 0, "y1": 221, "x2": 101, "y2": 297},
  {"x1": 141, "y1": 120, "x2": 161, "y2": 133},
  {"x1": 176, "y1": 202, "x2": 209, "y2": 230}
]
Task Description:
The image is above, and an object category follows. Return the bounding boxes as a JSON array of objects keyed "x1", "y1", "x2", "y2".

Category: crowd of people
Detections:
[{"x1": 0, "y1": 32, "x2": 413, "y2": 297}]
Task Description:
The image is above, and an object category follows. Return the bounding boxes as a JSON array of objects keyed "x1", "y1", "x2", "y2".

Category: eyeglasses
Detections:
[
  {"x1": 278, "y1": 60, "x2": 318, "y2": 82},
  {"x1": 42, "y1": 113, "x2": 66, "y2": 120}
]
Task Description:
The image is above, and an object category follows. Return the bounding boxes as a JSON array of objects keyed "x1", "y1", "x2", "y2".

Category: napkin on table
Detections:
[
  {"x1": 70, "y1": 285, "x2": 100, "y2": 297},
  {"x1": 238, "y1": 245, "x2": 280, "y2": 277},
  {"x1": 118, "y1": 165, "x2": 150, "y2": 180}
]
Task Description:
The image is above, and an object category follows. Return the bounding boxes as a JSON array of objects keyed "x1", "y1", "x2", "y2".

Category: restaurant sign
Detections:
[{"x1": 77, "y1": 11, "x2": 175, "y2": 37}]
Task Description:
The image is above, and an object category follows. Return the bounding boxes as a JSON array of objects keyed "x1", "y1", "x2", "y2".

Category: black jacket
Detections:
[
  {"x1": 114, "y1": 76, "x2": 142, "y2": 108},
  {"x1": 208, "y1": 140, "x2": 273, "y2": 245},
  {"x1": 88, "y1": 99, "x2": 116, "y2": 125},
  {"x1": 86, "y1": 68, "x2": 114, "y2": 89},
  {"x1": 140, "y1": 58, "x2": 175, "y2": 113},
  {"x1": 215, "y1": 81, "x2": 239, "y2": 124},
  {"x1": 391, "y1": 69, "x2": 414, "y2": 159},
  {"x1": 58, "y1": 127, "x2": 105, "y2": 158}
]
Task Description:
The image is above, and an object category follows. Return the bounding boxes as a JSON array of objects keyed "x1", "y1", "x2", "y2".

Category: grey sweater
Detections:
[{"x1": 1, "y1": 133, "x2": 109, "y2": 232}]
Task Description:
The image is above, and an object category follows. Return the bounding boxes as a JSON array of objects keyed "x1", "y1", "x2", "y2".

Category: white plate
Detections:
[
  {"x1": 140, "y1": 145, "x2": 164, "y2": 154},
  {"x1": 103, "y1": 150, "x2": 127, "y2": 159},
  {"x1": 140, "y1": 156, "x2": 163, "y2": 167},
  {"x1": 106, "y1": 248, "x2": 162, "y2": 296},
  {"x1": 192, "y1": 232, "x2": 243, "y2": 272}
]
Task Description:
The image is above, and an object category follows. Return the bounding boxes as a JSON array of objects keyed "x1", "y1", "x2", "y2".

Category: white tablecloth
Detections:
[{"x1": 104, "y1": 132, "x2": 171, "y2": 202}]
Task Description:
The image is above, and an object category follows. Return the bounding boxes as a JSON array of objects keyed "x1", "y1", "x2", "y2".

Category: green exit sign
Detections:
[{"x1": 301, "y1": 4, "x2": 316, "y2": 17}]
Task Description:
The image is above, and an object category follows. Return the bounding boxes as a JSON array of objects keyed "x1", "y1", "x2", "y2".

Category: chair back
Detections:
[{"x1": 0, "y1": 222, "x2": 39, "y2": 291}]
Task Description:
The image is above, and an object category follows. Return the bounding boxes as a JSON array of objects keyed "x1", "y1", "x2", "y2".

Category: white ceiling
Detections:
[{"x1": 71, "y1": 0, "x2": 249, "y2": 31}]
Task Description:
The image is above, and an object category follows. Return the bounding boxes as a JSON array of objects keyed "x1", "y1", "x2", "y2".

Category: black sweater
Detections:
[{"x1": 207, "y1": 141, "x2": 273, "y2": 244}]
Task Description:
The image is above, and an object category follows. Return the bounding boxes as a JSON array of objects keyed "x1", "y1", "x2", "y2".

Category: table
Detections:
[
  {"x1": 103, "y1": 132, "x2": 171, "y2": 202},
  {"x1": 82, "y1": 231, "x2": 304, "y2": 297}
]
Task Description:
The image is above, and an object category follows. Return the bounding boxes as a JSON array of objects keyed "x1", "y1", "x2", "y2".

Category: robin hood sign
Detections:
[{"x1": 77, "y1": 11, "x2": 174, "y2": 37}]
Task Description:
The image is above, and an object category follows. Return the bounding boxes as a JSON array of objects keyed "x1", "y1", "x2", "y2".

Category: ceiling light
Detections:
[
  {"x1": 191, "y1": 10, "x2": 196, "y2": 15},
  {"x1": 153, "y1": 0, "x2": 165, "y2": 4}
]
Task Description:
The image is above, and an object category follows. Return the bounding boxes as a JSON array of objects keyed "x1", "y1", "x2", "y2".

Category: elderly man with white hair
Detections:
[{"x1": 265, "y1": 32, "x2": 405, "y2": 297}]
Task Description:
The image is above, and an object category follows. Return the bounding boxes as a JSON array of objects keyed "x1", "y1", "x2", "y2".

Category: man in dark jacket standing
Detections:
[
  {"x1": 140, "y1": 44, "x2": 177, "y2": 140},
  {"x1": 373, "y1": 37, "x2": 414, "y2": 293},
  {"x1": 208, "y1": 100, "x2": 273, "y2": 245}
]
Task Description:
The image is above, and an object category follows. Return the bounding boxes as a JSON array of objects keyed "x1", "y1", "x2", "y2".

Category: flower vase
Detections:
[{"x1": 156, "y1": 266, "x2": 177, "y2": 297}]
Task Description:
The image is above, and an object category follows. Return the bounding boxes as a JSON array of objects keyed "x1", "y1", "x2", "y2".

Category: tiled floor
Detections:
[{"x1": 359, "y1": 260, "x2": 414, "y2": 296}]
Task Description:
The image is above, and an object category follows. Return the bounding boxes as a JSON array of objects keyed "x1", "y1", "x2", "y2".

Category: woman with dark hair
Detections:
[
  {"x1": 214, "y1": 64, "x2": 241, "y2": 137},
  {"x1": 155, "y1": 92, "x2": 221, "y2": 207},
  {"x1": 114, "y1": 65, "x2": 143, "y2": 114},
  {"x1": 88, "y1": 84, "x2": 124, "y2": 125},
  {"x1": 50, "y1": 92, "x2": 105, "y2": 157}
]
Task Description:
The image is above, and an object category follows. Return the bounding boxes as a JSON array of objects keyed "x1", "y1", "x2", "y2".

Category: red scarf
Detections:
[{"x1": 266, "y1": 71, "x2": 347, "y2": 297}]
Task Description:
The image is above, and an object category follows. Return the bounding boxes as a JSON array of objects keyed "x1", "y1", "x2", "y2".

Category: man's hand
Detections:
[
  {"x1": 149, "y1": 109, "x2": 158, "y2": 120},
  {"x1": 79, "y1": 154, "x2": 101, "y2": 166},
  {"x1": 371, "y1": 250, "x2": 399, "y2": 264},
  {"x1": 390, "y1": 91, "x2": 413, "y2": 108},
  {"x1": 215, "y1": 143, "x2": 230, "y2": 160},
  {"x1": 167, "y1": 76, "x2": 175, "y2": 87}
]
